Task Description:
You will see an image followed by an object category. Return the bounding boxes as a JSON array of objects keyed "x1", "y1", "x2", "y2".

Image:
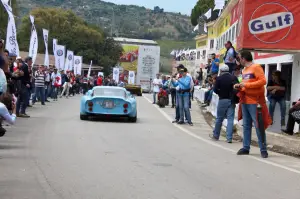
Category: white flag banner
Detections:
[
  {"x1": 128, "y1": 71, "x2": 135, "y2": 85},
  {"x1": 204, "y1": 23, "x2": 208, "y2": 33},
  {"x1": 1, "y1": 0, "x2": 19, "y2": 56},
  {"x1": 112, "y1": 67, "x2": 119, "y2": 83},
  {"x1": 53, "y1": 39, "x2": 57, "y2": 54},
  {"x1": 64, "y1": 50, "x2": 74, "y2": 71},
  {"x1": 29, "y1": 15, "x2": 38, "y2": 64},
  {"x1": 87, "y1": 60, "x2": 92, "y2": 77},
  {"x1": 204, "y1": 9, "x2": 212, "y2": 19},
  {"x1": 137, "y1": 46, "x2": 160, "y2": 91},
  {"x1": 74, "y1": 56, "x2": 82, "y2": 75},
  {"x1": 193, "y1": 24, "x2": 199, "y2": 32},
  {"x1": 43, "y1": 29, "x2": 49, "y2": 67},
  {"x1": 55, "y1": 45, "x2": 65, "y2": 70},
  {"x1": 98, "y1": 72, "x2": 104, "y2": 77},
  {"x1": 214, "y1": 0, "x2": 225, "y2": 10}
]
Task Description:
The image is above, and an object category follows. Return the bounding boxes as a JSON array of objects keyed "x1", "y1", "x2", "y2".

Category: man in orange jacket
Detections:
[{"x1": 234, "y1": 51, "x2": 269, "y2": 158}]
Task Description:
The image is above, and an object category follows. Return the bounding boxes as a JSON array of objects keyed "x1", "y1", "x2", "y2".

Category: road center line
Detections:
[{"x1": 142, "y1": 95, "x2": 300, "y2": 175}]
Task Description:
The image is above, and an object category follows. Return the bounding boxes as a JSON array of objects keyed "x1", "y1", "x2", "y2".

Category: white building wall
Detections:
[{"x1": 291, "y1": 53, "x2": 300, "y2": 103}]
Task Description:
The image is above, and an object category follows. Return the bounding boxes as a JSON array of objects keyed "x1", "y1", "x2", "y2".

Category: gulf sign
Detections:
[{"x1": 236, "y1": 0, "x2": 300, "y2": 52}]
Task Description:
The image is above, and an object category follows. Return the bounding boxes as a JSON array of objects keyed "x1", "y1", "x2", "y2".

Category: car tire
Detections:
[
  {"x1": 80, "y1": 114, "x2": 89, "y2": 120},
  {"x1": 129, "y1": 115, "x2": 137, "y2": 123}
]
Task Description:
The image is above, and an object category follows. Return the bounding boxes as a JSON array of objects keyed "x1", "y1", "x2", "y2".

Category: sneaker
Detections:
[
  {"x1": 41, "y1": 103, "x2": 46, "y2": 105},
  {"x1": 237, "y1": 148, "x2": 250, "y2": 155},
  {"x1": 45, "y1": 100, "x2": 50, "y2": 102},
  {"x1": 172, "y1": 120, "x2": 178, "y2": 123},
  {"x1": 227, "y1": 140, "x2": 232, "y2": 143},
  {"x1": 18, "y1": 113, "x2": 30, "y2": 118},
  {"x1": 188, "y1": 122, "x2": 193, "y2": 126},
  {"x1": 28, "y1": 105, "x2": 33, "y2": 107},
  {"x1": 209, "y1": 134, "x2": 219, "y2": 141},
  {"x1": 261, "y1": 151, "x2": 268, "y2": 158},
  {"x1": 0, "y1": 126, "x2": 6, "y2": 137},
  {"x1": 177, "y1": 121, "x2": 184, "y2": 125}
]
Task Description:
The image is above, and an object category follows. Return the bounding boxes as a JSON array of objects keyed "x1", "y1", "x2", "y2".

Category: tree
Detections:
[
  {"x1": 17, "y1": 8, "x2": 122, "y2": 70},
  {"x1": 0, "y1": 0, "x2": 18, "y2": 39},
  {"x1": 190, "y1": 0, "x2": 215, "y2": 26}
]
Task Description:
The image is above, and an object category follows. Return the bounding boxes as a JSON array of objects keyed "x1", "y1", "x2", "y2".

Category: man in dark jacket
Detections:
[
  {"x1": 16, "y1": 56, "x2": 32, "y2": 118},
  {"x1": 210, "y1": 65, "x2": 239, "y2": 143}
]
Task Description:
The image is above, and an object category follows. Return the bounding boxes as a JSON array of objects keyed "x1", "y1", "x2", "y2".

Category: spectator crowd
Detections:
[{"x1": 0, "y1": 40, "x2": 124, "y2": 136}]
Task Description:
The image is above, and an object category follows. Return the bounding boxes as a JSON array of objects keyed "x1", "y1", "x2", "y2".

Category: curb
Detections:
[{"x1": 196, "y1": 100, "x2": 300, "y2": 158}]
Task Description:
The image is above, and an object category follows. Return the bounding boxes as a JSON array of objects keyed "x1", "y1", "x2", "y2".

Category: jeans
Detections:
[
  {"x1": 61, "y1": 82, "x2": 70, "y2": 97},
  {"x1": 225, "y1": 63, "x2": 236, "y2": 74},
  {"x1": 242, "y1": 104, "x2": 267, "y2": 152},
  {"x1": 16, "y1": 85, "x2": 29, "y2": 114},
  {"x1": 153, "y1": 92, "x2": 158, "y2": 103},
  {"x1": 178, "y1": 94, "x2": 192, "y2": 123},
  {"x1": 268, "y1": 97, "x2": 286, "y2": 121},
  {"x1": 170, "y1": 88, "x2": 176, "y2": 107},
  {"x1": 213, "y1": 99, "x2": 235, "y2": 141},
  {"x1": 204, "y1": 90, "x2": 213, "y2": 104},
  {"x1": 33, "y1": 87, "x2": 45, "y2": 104},
  {"x1": 52, "y1": 87, "x2": 58, "y2": 99}
]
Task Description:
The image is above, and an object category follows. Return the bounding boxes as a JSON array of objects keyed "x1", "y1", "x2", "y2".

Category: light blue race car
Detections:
[{"x1": 80, "y1": 86, "x2": 137, "y2": 122}]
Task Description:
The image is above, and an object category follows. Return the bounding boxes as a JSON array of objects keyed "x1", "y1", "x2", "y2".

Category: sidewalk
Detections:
[{"x1": 143, "y1": 94, "x2": 300, "y2": 158}]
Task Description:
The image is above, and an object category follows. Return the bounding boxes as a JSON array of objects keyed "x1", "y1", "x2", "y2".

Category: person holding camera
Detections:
[
  {"x1": 16, "y1": 56, "x2": 32, "y2": 118},
  {"x1": 171, "y1": 67, "x2": 193, "y2": 126}
]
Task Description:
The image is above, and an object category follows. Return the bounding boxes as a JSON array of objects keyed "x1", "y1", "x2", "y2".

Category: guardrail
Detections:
[{"x1": 194, "y1": 86, "x2": 299, "y2": 133}]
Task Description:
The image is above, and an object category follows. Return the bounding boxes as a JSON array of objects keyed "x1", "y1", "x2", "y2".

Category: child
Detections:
[{"x1": 157, "y1": 88, "x2": 167, "y2": 108}]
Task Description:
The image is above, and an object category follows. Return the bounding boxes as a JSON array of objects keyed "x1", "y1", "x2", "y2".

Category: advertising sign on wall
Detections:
[
  {"x1": 137, "y1": 46, "x2": 160, "y2": 91},
  {"x1": 237, "y1": 0, "x2": 300, "y2": 52},
  {"x1": 119, "y1": 45, "x2": 139, "y2": 83}
]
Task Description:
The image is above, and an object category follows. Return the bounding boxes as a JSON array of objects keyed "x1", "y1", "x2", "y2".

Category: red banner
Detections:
[{"x1": 236, "y1": 0, "x2": 300, "y2": 52}]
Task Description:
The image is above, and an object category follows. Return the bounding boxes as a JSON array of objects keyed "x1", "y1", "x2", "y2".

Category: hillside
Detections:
[{"x1": 18, "y1": 0, "x2": 196, "y2": 41}]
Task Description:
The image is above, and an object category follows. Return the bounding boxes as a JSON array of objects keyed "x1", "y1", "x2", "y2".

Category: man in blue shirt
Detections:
[
  {"x1": 172, "y1": 68, "x2": 193, "y2": 126},
  {"x1": 210, "y1": 53, "x2": 219, "y2": 75}
]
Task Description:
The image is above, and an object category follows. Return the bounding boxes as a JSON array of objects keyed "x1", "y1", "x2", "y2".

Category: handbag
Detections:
[{"x1": 291, "y1": 110, "x2": 300, "y2": 123}]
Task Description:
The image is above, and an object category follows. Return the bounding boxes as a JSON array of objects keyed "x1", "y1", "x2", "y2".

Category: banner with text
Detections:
[
  {"x1": 43, "y1": 29, "x2": 49, "y2": 67},
  {"x1": 1, "y1": 0, "x2": 19, "y2": 56},
  {"x1": 137, "y1": 46, "x2": 160, "y2": 91},
  {"x1": 74, "y1": 56, "x2": 82, "y2": 75},
  {"x1": 64, "y1": 50, "x2": 74, "y2": 71},
  {"x1": 113, "y1": 67, "x2": 120, "y2": 83},
  {"x1": 87, "y1": 60, "x2": 92, "y2": 77},
  {"x1": 55, "y1": 45, "x2": 65, "y2": 70},
  {"x1": 29, "y1": 15, "x2": 38, "y2": 64},
  {"x1": 128, "y1": 71, "x2": 135, "y2": 84}
]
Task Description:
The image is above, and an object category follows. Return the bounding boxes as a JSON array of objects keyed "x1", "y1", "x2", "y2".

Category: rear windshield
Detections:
[{"x1": 93, "y1": 88, "x2": 126, "y2": 98}]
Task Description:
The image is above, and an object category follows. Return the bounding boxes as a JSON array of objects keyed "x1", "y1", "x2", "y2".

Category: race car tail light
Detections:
[
  {"x1": 89, "y1": 107, "x2": 93, "y2": 111},
  {"x1": 88, "y1": 101, "x2": 93, "y2": 107},
  {"x1": 124, "y1": 109, "x2": 128, "y2": 113},
  {"x1": 123, "y1": 103, "x2": 128, "y2": 108}
]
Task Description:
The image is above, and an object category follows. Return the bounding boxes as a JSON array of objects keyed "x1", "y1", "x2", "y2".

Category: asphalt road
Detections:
[{"x1": 0, "y1": 95, "x2": 300, "y2": 199}]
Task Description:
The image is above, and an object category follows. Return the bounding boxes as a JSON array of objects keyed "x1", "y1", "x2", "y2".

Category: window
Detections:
[
  {"x1": 229, "y1": 29, "x2": 232, "y2": 42},
  {"x1": 94, "y1": 88, "x2": 126, "y2": 98},
  {"x1": 226, "y1": 32, "x2": 229, "y2": 42},
  {"x1": 232, "y1": 25, "x2": 236, "y2": 41},
  {"x1": 203, "y1": 50, "x2": 206, "y2": 59},
  {"x1": 210, "y1": 39, "x2": 214, "y2": 49},
  {"x1": 197, "y1": 51, "x2": 200, "y2": 59}
]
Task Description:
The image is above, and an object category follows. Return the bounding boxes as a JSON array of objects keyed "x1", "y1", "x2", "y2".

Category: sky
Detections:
[{"x1": 104, "y1": 0, "x2": 197, "y2": 15}]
